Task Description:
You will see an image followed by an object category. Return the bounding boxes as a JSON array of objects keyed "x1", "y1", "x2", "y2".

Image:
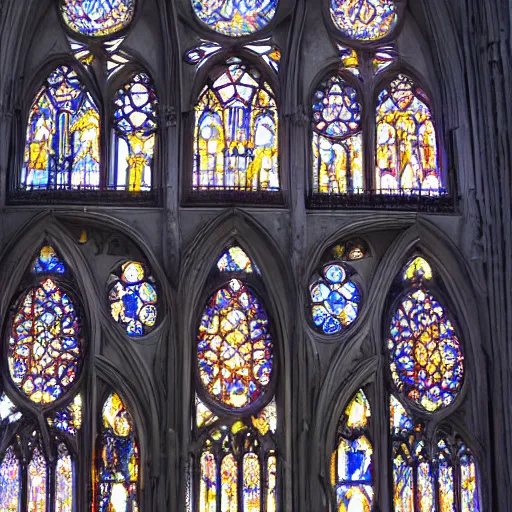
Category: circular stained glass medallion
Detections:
[
  {"x1": 109, "y1": 261, "x2": 158, "y2": 337},
  {"x1": 310, "y1": 264, "x2": 361, "y2": 335},
  {"x1": 330, "y1": 0, "x2": 398, "y2": 41},
  {"x1": 61, "y1": 0, "x2": 136, "y2": 38},
  {"x1": 8, "y1": 279, "x2": 82, "y2": 405},
  {"x1": 191, "y1": 0, "x2": 278, "y2": 37},
  {"x1": 197, "y1": 279, "x2": 274, "y2": 410}
]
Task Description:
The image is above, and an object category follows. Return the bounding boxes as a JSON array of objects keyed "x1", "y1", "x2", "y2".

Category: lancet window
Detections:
[
  {"x1": 190, "y1": 246, "x2": 279, "y2": 511},
  {"x1": 17, "y1": 0, "x2": 159, "y2": 197},
  {"x1": 193, "y1": 59, "x2": 279, "y2": 194},
  {"x1": 311, "y1": 0, "x2": 446, "y2": 205}
]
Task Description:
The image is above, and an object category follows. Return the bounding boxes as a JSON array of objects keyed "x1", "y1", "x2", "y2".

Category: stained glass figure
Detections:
[
  {"x1": 55, "y1": 444, "x2": 74, "y2": 512},
  {"x1": 200, "y1": 452, "x2": 217, "y2": 512},
  {"x1": 191, "y1": 0, "x2": 278, "y2": 37},
  {"x1": 221, "y1": 454, "x2": 238, "y2": 512},
  {"x1": 459, "y1": 444, "x2": 480, "y2": 512},
  {"x1": 312, "y1": 75, "x2": 363, "y2": 194},
  {"x1": 28, "y1": 447, "x2": 47, "y2": 512},
  {"x1": 0, "y1": 393, "x2": 22, "y2": 425},
  {"x1": 32, "y1": 245, "x2": 66, "y2": 275},
  {"x1": 21, "y1": 66, "x2": 100, "y2": 191},
  {"x1": 193, "y1": 60, "x2": 279, "y2": 192},
  {"x1": 217, "y1": 246, "x2": 256, "y2": 273},
  {"x1": 47, "y1": 393, "x2": 83, "y2": 435},
  {"x1": 243, "y1": 453, "x2": 261, "y2": 512},
  {"x1": 266, "y1": 454, "x2": 277, "y2": 512},
  {"x1": 376, "y1": 74, "x2": 441, "y2": 195},
  {"x1": 197, "y1": 278, "x2": 274, "y2": 409},
  {"x1": 97, "y1": 393, "x2": 139, "y2": 512},
  {"x1": 437, "y1": 440, "x2": 455, "y2": 512},
  {"x1": 8, "y1": 278, "x2": 82, "y2": 405},
  {"x1": 0, "y1": 446, "x2": 21, "y2": 512},
  {"x1": 310, "y1": 264, "x2": 361, "y2": 335},
  {"x1": 109, "y1": 261, "x2": 158, "y2": 336},
  {"x1": 330, "y1": 0, "x2": 398, "y2": 41},
  {"x1": 61, "y1": 0, "x2": 136, "y2": 37},
  {"x1": 331, "y1": 390, "x2": 373, "y2": 512},
  {"x1": 388, "y1": 258, "x2": 464, "y2": 412},
  {"x1": 112, "y1": 73, "x2": 158, "y2": 192}
]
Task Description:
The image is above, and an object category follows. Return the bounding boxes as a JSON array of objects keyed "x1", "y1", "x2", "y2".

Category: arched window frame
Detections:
[
  {"x1": 308, "y1": 0, "x2": 451, "y2": 210},
  {"x1": 11, "y1": 5, "x2": 161, "y2": 205},
  {"x1": 187, "y1": 241, "x2": 283, "y2": 512},
  {"x1": 183, "y1": 52, "x2": 283, "y2": 206}
]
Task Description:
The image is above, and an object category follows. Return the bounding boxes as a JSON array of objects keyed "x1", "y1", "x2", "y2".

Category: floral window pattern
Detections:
[
  {"x1": 96, "y1": 393, "x2": 140, "y2": 512},
  {"x1": 330, "y1": 0, "x2": 398, "y2": 41},
  {"x1": 21, "y1": 66, "x2": 100, "y2": 191},
  {"x1": 191, "y1": 0, "x2": 278, "y2": 37},
  {"x1": 388, "y1": 257, "x2": 464, "y2": 412},
  {"x1": 390, "y1": 395, "x2": 481, "y2": 512},
  {"x1": 8, "y1": 273, "x2": 82, "y2": 405},
  {"x1": 193, "y1": 59, "x2": 279, "y2": 192},
  {"x1": 197, "y1": 278, "x2": 273, "y2": 409},
  {"x1": 112, "y1": 72, "x2": 158, "y2": 192},
  {"x1": 310, "y1": 263, "x2": 361, "y2": 335},
  {"x1": 108, "y1": 261, "x2": 159, "y2": 337},
  {"x1": 312, "y1": 74, "x2": 363, "y2": 194},
  {"x1": 331, "y1": 390, "x2": 373, "y2": 511},
  {"x1": 61, "y1": 0, "x2": 136, "y2": 38},
  {"x1": 193, "y1": 248, "x2": 278, "y2": 512},
  {"x1": 376, "y1": 75, "x2": 441, "y2": 195}
]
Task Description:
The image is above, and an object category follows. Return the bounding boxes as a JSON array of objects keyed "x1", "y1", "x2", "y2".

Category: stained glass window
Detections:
[
  {"x1": 55, "y1": 445, "x2": 74, "y2": 512},
  {"x1": 376, "y1": 74, "x2": 441, "y2": 195},
  {"x1": 47, "y1": 393, "x2": 83, "y2": 435},
  {"x1": 112, "y1": 73, "x2": 158, "y2": 192},
  {"x1": 61, "y1": 0, "x2": 136, "y2": 37},
  {"x1": 21, "y1": 66, "x2": 100, "y2": 191},
  {"x1": 331, "y1": 390, "x2": 373, "y2": 511},
  {"x1": 28, "y1": 447, "x2": 47, "y2": 512},
  {"x1": 390, "y1": 395, "x2": 480, "y2": 512},
  {"x1": 193, "y1": 249, "x2": 278, "y2": 512},
  {"x1": 0, "y1": 446, "x2": 21, "y2": 512},
  {"x1": 312, "y1": 74, "x2": 363, "y2": 194},
  {"x1": 8, "y1": 277, "x2": 82, "y2": 405},
  {"x1": 191, "y1": 0, "x2": 278, "y2": 37},
  {"x1": 330, "y1": 0, "x2": 398, "y2": 41},
  {"x1": 327, "y1": 239, "x2": 370, "y2": 261},
  {"x1": 217, "y1": 246, "x2": 257, "y2": 273},
  {"x1": 197, "y1": 278, "x2": 274, "y2": 409},
  {"x1": 96, "y1": 393, "x2": 139, "y2": 512},
  {"x1": 310, "y1": 263, "x2": 361, "y2": 335},
  {"x1": 32, "y1": 245, "x2": 66, "y2": 274},
  {"x1": 388, "y1": 257, "x2": 464, "y2": 412},
  {"x1": 109, "y1": 261, "x2": 158, "y2": 336},
  {"x1": 193, "y1": 59, "x2": 279, "y2": 192}
]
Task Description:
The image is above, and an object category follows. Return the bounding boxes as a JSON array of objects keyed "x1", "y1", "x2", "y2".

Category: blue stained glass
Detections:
[
  {"x1": 61, "y1": 0, "x2": 136, "y2": 38},
  {"x1": 109, "y1": 262, "x2": 158, "y2": 337},
  {"x1": 192, "y1": 0, "x2": 278, "y2": 37},
  {"x1": 21, "y1": 66, "x2": 100, "y2": 191},
  {"x1": 310, "y1": 264, "x2": 360, "y2": 335},
  {"x1": 217, "y1": 246, "x2": 258, "y2": 273},
  {"x1": 32, "y1": 246, "x2": 66, "y2": 274}
]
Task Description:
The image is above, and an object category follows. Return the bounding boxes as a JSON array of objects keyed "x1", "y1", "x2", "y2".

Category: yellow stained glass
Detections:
[
  {"x1": 221, "y1": 455, "x2": 238, "y2": 512},
  {"x1": 243, "y1": 453, "x2": 261, "y2": 512}
]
